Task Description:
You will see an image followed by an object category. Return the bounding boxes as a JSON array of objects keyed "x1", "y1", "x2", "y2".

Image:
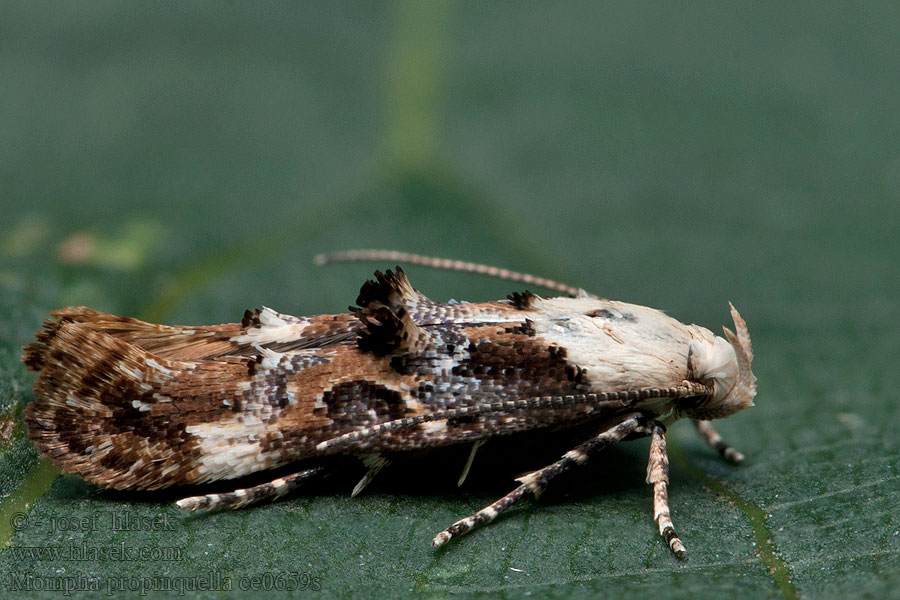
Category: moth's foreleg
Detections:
[
  {"x1": 432, "y1": 414, "x2": 644, "y2": 548},
  {"x1": 176, "y1": 466, "x2": 326, "y2": 511},
  {"x1": 646, "y1": 422, "x2": 686, "y2": 557},
  {"x1": 692, "y1": 419, "x2": 744, "y2": 464}
]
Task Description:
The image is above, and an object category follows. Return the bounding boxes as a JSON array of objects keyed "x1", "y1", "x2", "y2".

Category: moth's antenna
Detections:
[{"x1": 314, "y1": 249, "x2": 595, "y2": 298}]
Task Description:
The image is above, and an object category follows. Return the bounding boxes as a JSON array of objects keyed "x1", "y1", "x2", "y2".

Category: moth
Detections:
[{"x1": 23, "y1": 250, "x2": 756, "y2": 557}]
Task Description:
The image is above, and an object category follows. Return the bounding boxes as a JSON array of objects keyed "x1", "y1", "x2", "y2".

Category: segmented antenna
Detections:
[{"x1": 314, "y1": 249, "x2": 593, "y2": 298}]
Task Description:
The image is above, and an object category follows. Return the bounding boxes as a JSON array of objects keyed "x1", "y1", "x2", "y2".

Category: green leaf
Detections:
[{"x1": 2, "y1": 2, "x2": 899, "y2": 598}]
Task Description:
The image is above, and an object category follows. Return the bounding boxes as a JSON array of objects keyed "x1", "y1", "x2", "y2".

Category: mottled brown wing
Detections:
[
  {"x1": 22, "y1": 305, "x2": 361, "y2": 366},
  {"x1": 21, "y1": 268, "x2": 595, "y2": 492}
]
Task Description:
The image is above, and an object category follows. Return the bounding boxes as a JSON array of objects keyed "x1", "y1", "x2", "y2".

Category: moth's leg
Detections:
[
  {"x1": 458, "y1": 440, "x2": 485, "y2": 487},
  {"x1": 351, "y1": 454, "x2": 390, "y2": 497},
  {"x1": 692, "y1": 419, "x2": 744, "y2": 464},
  {"x1": 646, "y1": 422, "x2": 686, "y2": 557},
  {"x1": 176, "y1": 466, "x2": 326, "y2": 511},
  {"x1": 433, "y1": 414, "x2": 644, "y2": 548}
]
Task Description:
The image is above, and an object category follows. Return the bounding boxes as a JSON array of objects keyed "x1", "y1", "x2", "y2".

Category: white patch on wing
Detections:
[
  {"x1": 186, "y1": 416, "x2": 282, "y2": 481},
  {"x1": 252, "y1": 345, "x2": 284, "y2": 370},
  {"x1": 231, "y1": 308, "x2": 309, "y2": 345},
  {"x1": 145, "y1": 358, "x2": 173, "y2": 375}
]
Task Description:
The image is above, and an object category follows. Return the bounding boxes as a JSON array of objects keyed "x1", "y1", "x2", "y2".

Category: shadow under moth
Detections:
[{"x1": 23, "y1": 250, "x2": 756, "y2": 557}]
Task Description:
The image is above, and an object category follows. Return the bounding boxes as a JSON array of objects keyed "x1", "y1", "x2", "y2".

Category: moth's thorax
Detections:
[
  {"x1": 525, "y1": 297, "x2": 756, "y2": 421},
  {"x1": 527, "y1": 298, "x2": 698, "y2": 389}
]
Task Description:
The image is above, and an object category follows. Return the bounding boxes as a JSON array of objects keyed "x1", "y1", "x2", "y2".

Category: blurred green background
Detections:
[{"x1": 1, "y1": 2, "x2": 898, "y2": 598}]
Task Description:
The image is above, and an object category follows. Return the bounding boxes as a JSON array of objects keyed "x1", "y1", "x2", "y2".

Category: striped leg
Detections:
[
  {"x1": 432, "y1": 414, "x2": 644, "y2": 548},
  {"x1": 693, "y1": 419, "x2": 744, "y2": 463},
  {"x1": 646, "y1": 422, "x2": 686, "y2": 557},
  {"x1": 176, "y1": 466, "x2": 326, "y2": 511}
]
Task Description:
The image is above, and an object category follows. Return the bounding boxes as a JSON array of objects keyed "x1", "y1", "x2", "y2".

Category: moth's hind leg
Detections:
[
  {"x1": 692, "y1": 419, "x2": 744, "y2": 463},
  {"x1": 176, "y1": 466, "x2": 327, "y2": 511},
  {"x1": 432, "y1": 413, "x2": 645, "y2": 548}
]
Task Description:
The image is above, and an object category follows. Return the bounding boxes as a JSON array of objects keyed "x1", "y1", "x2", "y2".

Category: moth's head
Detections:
[{"x1": 680, "y1": 303, "x2": 756, "y2": 420}]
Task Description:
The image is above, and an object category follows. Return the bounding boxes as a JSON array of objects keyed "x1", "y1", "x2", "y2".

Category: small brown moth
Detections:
[{"x1": 23, "y1": 250, "x2": 756, "y2": 557}]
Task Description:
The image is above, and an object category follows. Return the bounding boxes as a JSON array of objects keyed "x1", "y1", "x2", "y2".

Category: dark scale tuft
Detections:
[
  {"x1": 247, "y1": 355, "x2": 262, "y2": 377},
  {"x1": 504, "y1": 319, "x2": 536, "y2": 337},
  {"x1": 356, "y1": 267, "x2": 420, "y2": 309},
  {"x1": 548, "y1": 345, "x2": 567, "y2": 359},
  {"x1": 507, "y1": 290, "x2": 540, "y2": 310},
  {"x1": 357, "y1": 306, "x2": 406, "y2": 354},
  {"x1": 241, "y1": 309, "x2": 261, "y2": 329}
]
